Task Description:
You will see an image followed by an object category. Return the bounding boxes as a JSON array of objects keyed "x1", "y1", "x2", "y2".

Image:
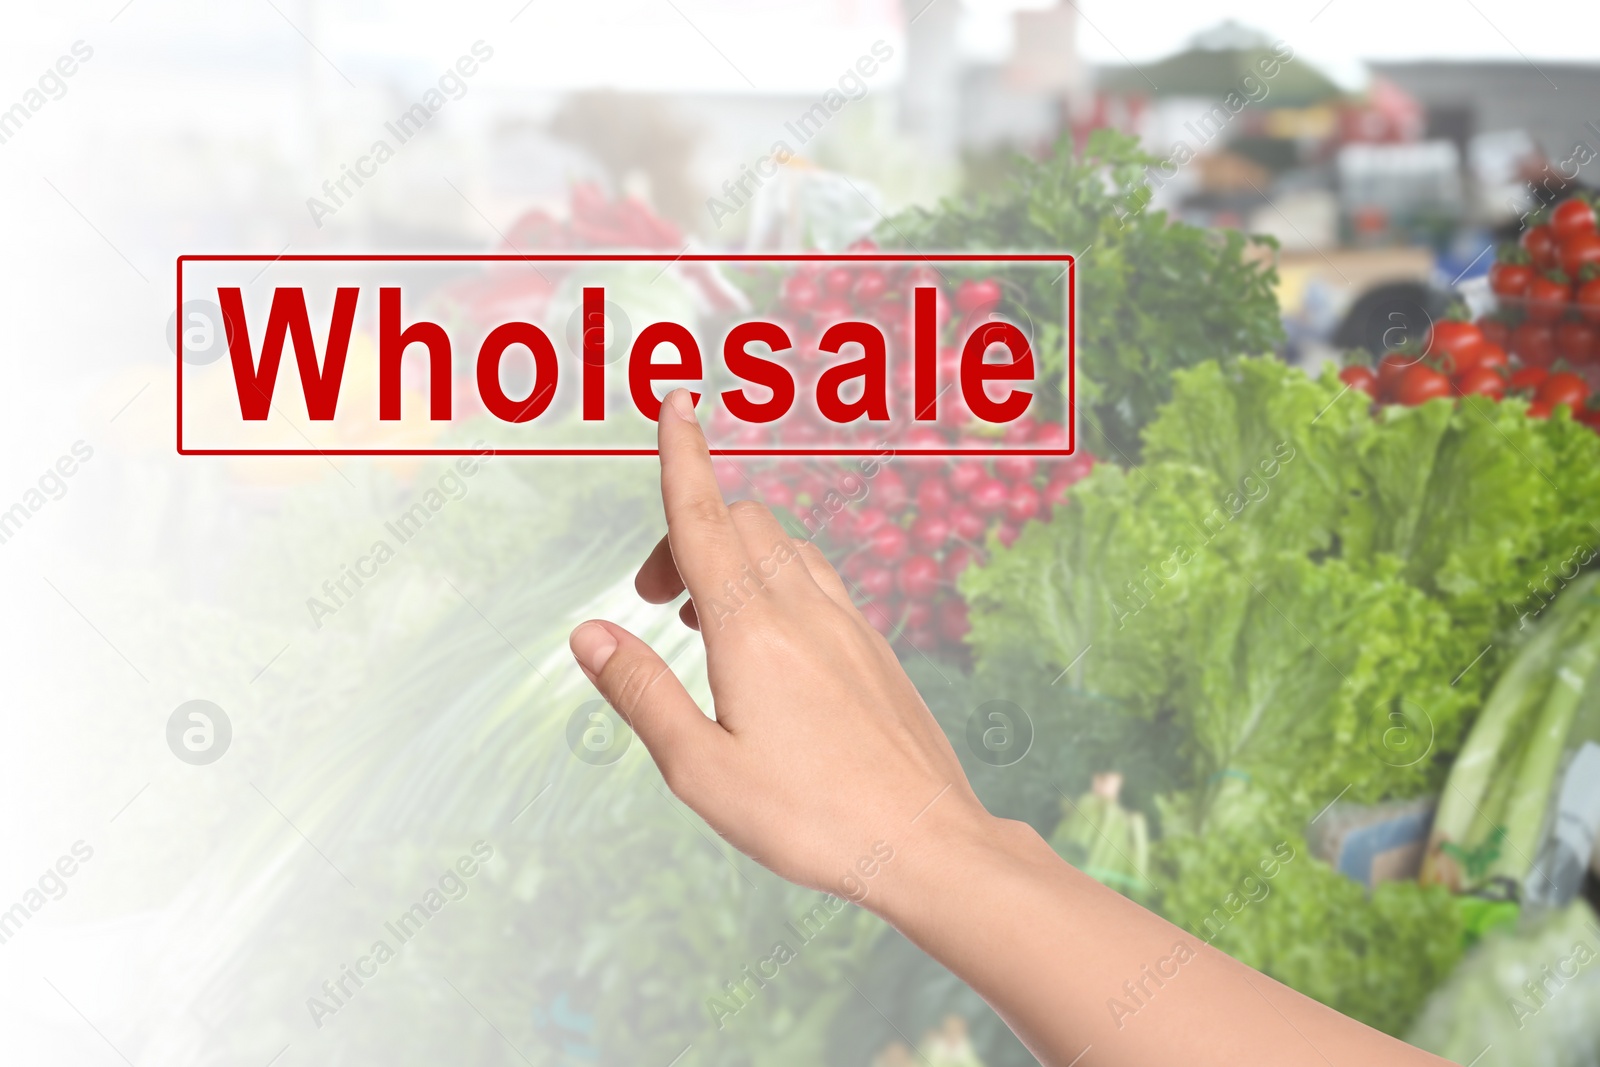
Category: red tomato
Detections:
[
  {"x1": 1552, "y1": 197, "x2": 1597, "y2": 243},
  {"x1": 1043, "y1": 478, "x2": 1075, "y2": 508},
  {"x1": 1508, "y1": 365, "x2": 1549, "y2": 393},
  {"x1": 1478, "y1": 317, "x2": 1511, "y2": 349},
  {"x1": 1580, "y1": 276, "x2": 1600, "y2": 325},
  {"x1": 1490, "y1": 260, "x2": 1534, "y2": 299},
  {"x1": 1511, "y1": 321, "x2": 1558, "y2": 367},
  {"x1": 1527, "y1": 274, "x2": 1573, "y2": 323},
  {"x1": 1527, "y1": 399, "x2": 1553, "y2": 419},
  {"x1": 1394, "y1": 364, "x2": 1453, "y2": 406},
  {"x1": 1454, "y1": 367, "x2": 1506, "y2": 398},
  {"x1": 1339, "y1": 365, "x2": 1379, "y2": 397},
  {"x1": 1474, "y1": 343, "x2": 1510, "y2": 374},
  {"x1": 1537, "y1": 371, "x2": 1590, "y2": 411},
  {"x1": 1524, "y1": 224, "x2": 1559, "y2": 270},
  {"x1": 1376, "y1": 352, "x2": 1419, "y2": 400},
  {"x1": 1424, "y1": 321, "x2": 1485, "y2": 369},
  {"x1": 1556, "y1": 319, "x2": 1599, "y2": 363},
  {"x1": 1560, "y1": 233, "x2": 1600, "y2": 280}
]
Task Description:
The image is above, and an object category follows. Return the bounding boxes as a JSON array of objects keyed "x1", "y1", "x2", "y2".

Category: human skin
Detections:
[{"x1": 568, "y1": 389, "x2": 1450, "y2": 1067}]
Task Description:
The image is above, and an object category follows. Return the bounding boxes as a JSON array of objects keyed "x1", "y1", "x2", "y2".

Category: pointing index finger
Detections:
[{"x1": 657, "y1": 389, "x2": 743, "y2": 600}]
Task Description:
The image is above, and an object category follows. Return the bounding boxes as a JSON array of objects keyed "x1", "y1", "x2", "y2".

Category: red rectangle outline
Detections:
[{"x1": 176, "y1": 253, "x2": 1075, "y2": 457}]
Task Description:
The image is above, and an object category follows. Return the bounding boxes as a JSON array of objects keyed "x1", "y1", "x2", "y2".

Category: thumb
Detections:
[{"x1": 569, "y1": 620, "x2": 722, "y2": 776}]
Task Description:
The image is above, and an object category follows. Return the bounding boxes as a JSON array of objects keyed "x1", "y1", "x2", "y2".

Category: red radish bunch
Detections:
[
  {"x1": 712, "y1": 257, "x2": 1095, "y2": 659},
  {"x1": 731, "y1": 419, "x2": 1095, "y2": 660},
  {"x1": 501, "y1": 183, "x2": 684, "y2": 250}
]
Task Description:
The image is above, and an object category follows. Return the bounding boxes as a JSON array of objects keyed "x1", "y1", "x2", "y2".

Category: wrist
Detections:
[{"x1": 859, "y1": 800, "x2": 1044, "y2": 929}]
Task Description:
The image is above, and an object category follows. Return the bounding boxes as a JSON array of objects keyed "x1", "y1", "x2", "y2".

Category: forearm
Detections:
[
  {"x1": 584, "y1": 398, "x2": 1452, "y2": 1067},
  {"x1": 870, "y1": 810, "x2": 1450, "y2": 1067}
]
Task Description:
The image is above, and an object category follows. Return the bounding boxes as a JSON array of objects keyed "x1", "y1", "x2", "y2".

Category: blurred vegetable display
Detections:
[
  {"x1": 707, "y1": 254, "x2": 1094, "y2": 665},
  {"x1": 960, "y1": 357, "x2": 1600, "y2": 1039},
  {"x1": 1408, "y1": 901, "x2": 1600, "y2": 1066},
  {"x1": 879, "y1": 129, "x2": 1284, "y2": 459},
  {"x1": 1423, "y1": 575, "x2": 1600, "y2": 894},
  {"x1": 152, "y1": 155, "x2": 1600, "y2": 1067},
  {"x1": 1048, "y1": 773, "x2": 1151, "y2": 902},
  {"x1": 1342, "y1": 191, "x2": 1600, "y2": 425}
]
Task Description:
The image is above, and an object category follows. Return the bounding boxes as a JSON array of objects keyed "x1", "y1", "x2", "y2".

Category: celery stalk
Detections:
[
  {"x1": 1488, "y1": 616, "x2": 1600, "y2": 886},
  {"x1": 1423, "y1": 577, "x2": 1596, "y2": 887}
]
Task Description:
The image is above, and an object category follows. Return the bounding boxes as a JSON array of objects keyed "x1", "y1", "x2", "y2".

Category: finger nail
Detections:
[
  {"x1": 570, "y1": 622, "x2": 617, "y2": 675},
  {"x1": 669, "y1": 389, "x2": 697, "y2": 423}
]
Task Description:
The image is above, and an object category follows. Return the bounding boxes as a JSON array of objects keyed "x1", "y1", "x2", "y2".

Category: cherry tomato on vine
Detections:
[
  {"x1": 1511, "y1": 321, "x2": 1558, "y2": 366},
  {"x1": 1524, "y1": 223, "x2": 1559, "y2": 270},
  {"x1": 1580, "y1": 275, "x2": 1600, "y2": 326},
  {"x1": 1376, "y1": 352, "x2": 1418, "y2": 399},
  {"x1": 1556, "y1": 319, "x2": 1598, "y2": 363},
  {"x1": 1552, "y1": 197, "x2": 1597, "y2": 243},
  {"x1": 1453, "y1": 367, "x2": 1506, "y2": 399},
  {"x1": 1338, "y1": 365, "x2": 1379, "y2": 397},
  {"x1": 1526, "y1": 274, "x2": 1573, "y2": 323},
  {"x1": 1560, "y1": 233, "x2": 1600, "y2": 280},
  {"x1": 1477, "y1": 317, "x2": 1511, "y2": 349},
  {"x1": 1394, "y1": 364, "x2": 1453, "y2": 406},
  {"x1": 1508, "y1": 365, "x2": 1549, "y2": 393},
  {"x1": 1537, "y1": 371, "x2": 1591, "y2": 411},
  {"x1": 1424, "y1": 321, "x2": 1485, "y2": 370},
  {"x1": 1473, "y1": 343, "x2": 1510, "y2": 375},
  {"x1": 1490, "y1": 260, "x2": 1534, "y2": 300}
]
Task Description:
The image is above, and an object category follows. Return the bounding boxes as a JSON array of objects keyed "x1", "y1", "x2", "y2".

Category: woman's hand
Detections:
[
  {"x1": 569, "y1": 389, "x2": 1450, "y2": 1067},
  {"x1": 568, "y1": 388, "x2": 995, "y2": 904}
]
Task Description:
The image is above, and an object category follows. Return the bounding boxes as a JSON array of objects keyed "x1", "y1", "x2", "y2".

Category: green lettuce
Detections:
[
  {"x1": 881, "y1": 130, "x2": 1283, "y2": 458},
  {"x1": 966, "y1": 358, "x2": 1600, "y2": 817},
  {"x1": 1159, "y1": 830, "x2": 1464, "y2": 1037}
]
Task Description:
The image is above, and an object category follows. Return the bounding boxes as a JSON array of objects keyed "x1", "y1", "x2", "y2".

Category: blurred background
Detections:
[{"x1": 5, "y1": 1, "x2": 1600, "y2": 1064}]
